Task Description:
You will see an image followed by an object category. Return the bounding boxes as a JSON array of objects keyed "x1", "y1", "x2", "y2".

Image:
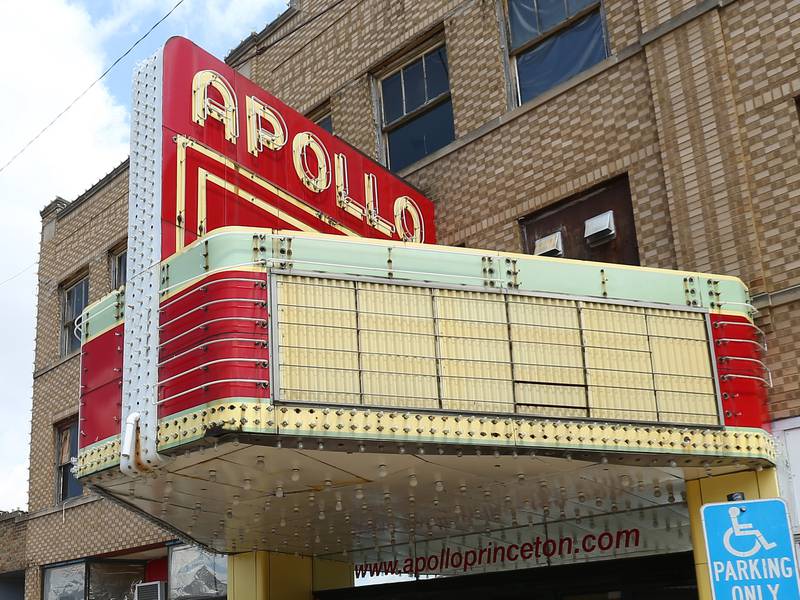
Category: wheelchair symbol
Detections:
[{"x1": 723, "y1": 506, "x2": 778, "y2": 558}]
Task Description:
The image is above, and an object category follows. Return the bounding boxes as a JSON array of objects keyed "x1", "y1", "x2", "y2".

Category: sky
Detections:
[{"x1": 0, "y1": 0, "x2": 288, "y2": 513}]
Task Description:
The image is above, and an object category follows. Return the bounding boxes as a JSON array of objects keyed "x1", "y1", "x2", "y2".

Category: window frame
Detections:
[
  {"x1": 307, "y1": 101, "x2": 333, "y2": 134},
  {"x1": 505, "y1": 0, "x2": 610, "y2": 106},
  {"x1": 376, "y1": 35, "x2": 454, "y2": 170},
  {"x1": 55, "y1": 416, "x2": 81, "y2": 504},
  {"x1": 110, "y1": 244, "x2": 127, "y2": 290},
  {"x1": 60, "y1": 274, "x2": 89, "y2": 357}
]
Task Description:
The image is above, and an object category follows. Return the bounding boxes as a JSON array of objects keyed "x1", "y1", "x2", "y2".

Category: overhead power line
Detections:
[{"x1": 0, "y1": 0, "x2": 186, "y2": 176}]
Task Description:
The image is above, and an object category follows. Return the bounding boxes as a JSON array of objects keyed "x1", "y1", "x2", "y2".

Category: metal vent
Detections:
[
  {"x1": 584, "y1": 210, "x2": 616, "y2": 247},
  {"x1": 135, "y1": 582, "x2": 164, "y2": 600},
  {"x1": 533, "y1": 231, "x2": 564, "y2": 257}
]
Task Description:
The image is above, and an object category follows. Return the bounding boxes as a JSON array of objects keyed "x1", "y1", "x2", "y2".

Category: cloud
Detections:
[
  {"x1": 90, "y1": 0, "x2": 289, "y2": 55},
  {"x1": 0, "y1": 0, "x2": 130, "y2": 512},
  {"x1": 0, "y1": 0, "x2": 287, "y2": 512}
]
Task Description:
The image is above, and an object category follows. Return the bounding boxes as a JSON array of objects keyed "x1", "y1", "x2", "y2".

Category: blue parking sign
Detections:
[{"x1": 702, "y1": 498, "x2": 800, "y2": 599}]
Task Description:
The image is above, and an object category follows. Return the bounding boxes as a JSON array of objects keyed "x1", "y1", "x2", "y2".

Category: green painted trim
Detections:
[{"x1": 80, "y1": 229, "x2": 752, "y2": 343}]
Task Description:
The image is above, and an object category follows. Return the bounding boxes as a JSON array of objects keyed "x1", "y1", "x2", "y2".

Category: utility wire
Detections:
[
  {"x1": 0, "y1": 0, "x2": 187, "y2": 176},
  {"x1": 0, "y1": 262, "x2": 37, "y2": 288}
]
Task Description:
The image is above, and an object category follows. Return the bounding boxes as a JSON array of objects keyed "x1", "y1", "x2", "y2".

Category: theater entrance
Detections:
[{"x1": 316, "y1": 553, "x2": 698, "y2": 600}]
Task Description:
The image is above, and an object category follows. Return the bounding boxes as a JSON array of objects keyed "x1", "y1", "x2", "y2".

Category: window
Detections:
[
  {"x1": 88, "y1": 562, "x2": 145, "y2": 600},
  {"x1": 308, "y1": 102, "x2": 333, "y2": 134},
  {"x1": 56, "y1": 418, "x2": 81, "y2": 502},
  {"x1": 43, "y1": 563, "x2": 85, "y2": 600},
  {"x1": 111, "y1": 248, "x2": 127, "y2": 289},
  {"x1": 380, "y1": 44, "x2": 455, "y2": 171},
  {"x1": 316, "y1": 114, "x2": 333, "y2": 134},
  {"x1": 169, "y1": 545, "x2": 227, "y2": 600},
  {"x1": 520, "y1": 175, "x2": 639, "y2": 265},
  {"x1": 43, "y1": 561, "x2": 145, "y2": 600},
  {"x1": 61, "y1": 276, "x2": 88, "y2": 356},
  {"x1": 508, "y1": 0, "x2": 608, "y2": 104}
]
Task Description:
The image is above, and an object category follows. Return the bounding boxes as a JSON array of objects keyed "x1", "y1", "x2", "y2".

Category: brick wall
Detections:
[
  {"x1": 0, "y1": 513, "x2": 26, "y2": 574},
  {"x1": 24, "y1": 168, "x2": 172, "y2": 600},
  {"x1": 234, "y1": 0, "x2": 800, "y2": 418},
  {"x1": 18, "y1": 0, "x2": 800, "y2": 594}
]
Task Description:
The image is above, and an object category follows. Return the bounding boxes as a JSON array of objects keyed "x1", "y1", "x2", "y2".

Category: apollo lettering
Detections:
[{"x1": 191, "y1": 69, "x2": 424, "y2": 242}]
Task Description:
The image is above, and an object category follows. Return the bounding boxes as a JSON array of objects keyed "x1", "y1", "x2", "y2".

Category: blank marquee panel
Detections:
[{"x1": 274, "y1": 275, "x2": 720, "y2": 426}]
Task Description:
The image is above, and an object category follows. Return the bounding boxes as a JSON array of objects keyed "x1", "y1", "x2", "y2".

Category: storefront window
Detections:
[
  {"x1": 169, "y1": 546, "x2": 227, "y2": 600},
  {"x1": 87, "y1": 563, "x2": 144, "y2": 600},
  {"x1": 44, "y1": 561, "x2": 145, "y2": 600},
  {"x1": 43, "y1": 564, "x2": 85, "y2": 600}
]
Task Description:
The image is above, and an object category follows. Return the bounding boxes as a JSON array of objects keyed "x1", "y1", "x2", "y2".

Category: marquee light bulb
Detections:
[
  {"x1": 335, "y1": 499, "x2": 343, "y2": 512},
  {"x1": 208, "y1": 469, "x2": 217, "y2": 482},
  {"x1": 243, "y1": 479, "x2": 252, "y2": 491},
  {"x1": 275, "y1": 486, "x2": 284, "y2": 498},
  {"x1": 408, "y1": 474, "x2": 418, "y2": 487},
  {"x1": 434, "y1": 481, "x2": 444, "y2": 493},
  {"x1": 256, "y1": 456, "x2": 265, "y2": 468},
  {"x1": 291, "y1": 468, "x2": 300, "y2": 482},
  {"x1": 378, "y1": 464, "x2": 388, "y2": 478}
]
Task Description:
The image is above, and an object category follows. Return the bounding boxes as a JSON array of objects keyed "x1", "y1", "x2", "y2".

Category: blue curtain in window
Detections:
[
  {"x1": 387, "y1": 99, "x2": 455, "y2": 171},
  {"x1": 517, "y1": 10, "x2": 606, "y2": 103}
]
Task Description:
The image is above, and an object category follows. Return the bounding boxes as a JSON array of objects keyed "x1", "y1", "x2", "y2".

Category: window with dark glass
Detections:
[
  {"x1": 520, "y1": 175, "x2": 639, "y2": 265},
  {"x1": 316, "y1": 114, "x2": 333, "y2": 134},
  {"x1": 508, "y1": 0, "x2": 608, "y2": 104},
  {"x1": 111, "y1": 248, "x2": 127, "y2": 289},
  {"x1": 61, "y1": 276, "x2": 88, "y2": 356},
  {"x1": 56, "y1": 418, "x2": 82, "y2": 502},
  {"x1": 380, "y1": 45, "x2": 455, "y2": 171}
]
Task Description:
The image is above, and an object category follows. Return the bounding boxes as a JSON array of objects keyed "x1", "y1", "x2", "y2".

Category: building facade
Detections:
[{"x1": 7, "y1": 0, "x2": 800, "y2": 599}]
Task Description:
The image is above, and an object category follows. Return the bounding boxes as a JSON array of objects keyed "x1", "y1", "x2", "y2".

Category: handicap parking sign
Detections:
[{"x1": 702, "y1": 498, "x2": 800, "y2": 599}]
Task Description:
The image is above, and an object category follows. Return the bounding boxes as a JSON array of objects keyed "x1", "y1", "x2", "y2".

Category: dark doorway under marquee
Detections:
[
  {"x1": 0, "y1": 571, "x2": 24, "y2": 600},
  {"x1": 316, "y1": 552, "x2": 697, "y2": 600}
]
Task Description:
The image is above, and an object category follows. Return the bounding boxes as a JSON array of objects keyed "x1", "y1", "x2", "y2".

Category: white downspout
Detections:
[{"x1": 120, "y1": 412, "x2": 141, "y2": 476}]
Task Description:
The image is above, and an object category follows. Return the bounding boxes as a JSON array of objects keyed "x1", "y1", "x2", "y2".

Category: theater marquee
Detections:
[{"x1": 121, "y1": 37, "x2": 436, "y2": 473}]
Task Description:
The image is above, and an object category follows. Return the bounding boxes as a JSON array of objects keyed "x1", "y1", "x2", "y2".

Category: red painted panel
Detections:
[
  {"x1": 79, "y1": 323, "x2": 124, "y2": 448},
  {"x1": 159, "y1": 36, "x2": 437, "y2": 260},
  {"x1": 710, "y1": 313, "x2": 770, "y2": 430},
  {"x1": 144, "y1": 557, "x2": 167, "y2": 582},
  {"x1": 157, "y1": 270, "x2": 270, "y2": 418}
]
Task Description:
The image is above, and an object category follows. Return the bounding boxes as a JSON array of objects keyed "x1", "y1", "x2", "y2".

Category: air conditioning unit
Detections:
[
  {"x1": 584, "y1": 210, "x2": 616, "y2": 247},
  {"x1": 135, "y1": 582, "x2": 165, "y2": 600},
  {"x1": 533, "y1": 231, "x2": 564, "y2": 257}
]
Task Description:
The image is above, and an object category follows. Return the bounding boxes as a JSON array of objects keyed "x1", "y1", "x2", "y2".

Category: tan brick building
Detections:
[{"x1": 8, "y1": 0, "x2": 800, "y2": 599}]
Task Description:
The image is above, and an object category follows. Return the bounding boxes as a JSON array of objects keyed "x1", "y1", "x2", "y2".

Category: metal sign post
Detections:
[{"x1": 702, "y1": 498, "x2": 800, "y2": 599}]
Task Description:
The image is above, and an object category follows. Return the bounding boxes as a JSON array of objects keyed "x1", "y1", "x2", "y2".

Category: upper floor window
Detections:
[
  {"x1": 111, "y1": 247, "x2": 127, "y2": 290},
  {"x1": 61, "y1": 276, "x2": 88, "y2": 356},
  {"x1": 520, "y1": 175, "x2": 639, "y2": 265},
  {"x1": 56, "y1": 417, "x2": 82, "y2": 502},
  {"x1": 380, "y1": 44, "x2": 455, "y2": 171},
  {"x1": 308, "y1": 101, "x2": 333, "y2": 134},
  {"x1": 317, "y1": 114, "x2": 333, "y2": 134},
  {"x1": 507, "y1": 0, "x2": 608, "y2": 104}
]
